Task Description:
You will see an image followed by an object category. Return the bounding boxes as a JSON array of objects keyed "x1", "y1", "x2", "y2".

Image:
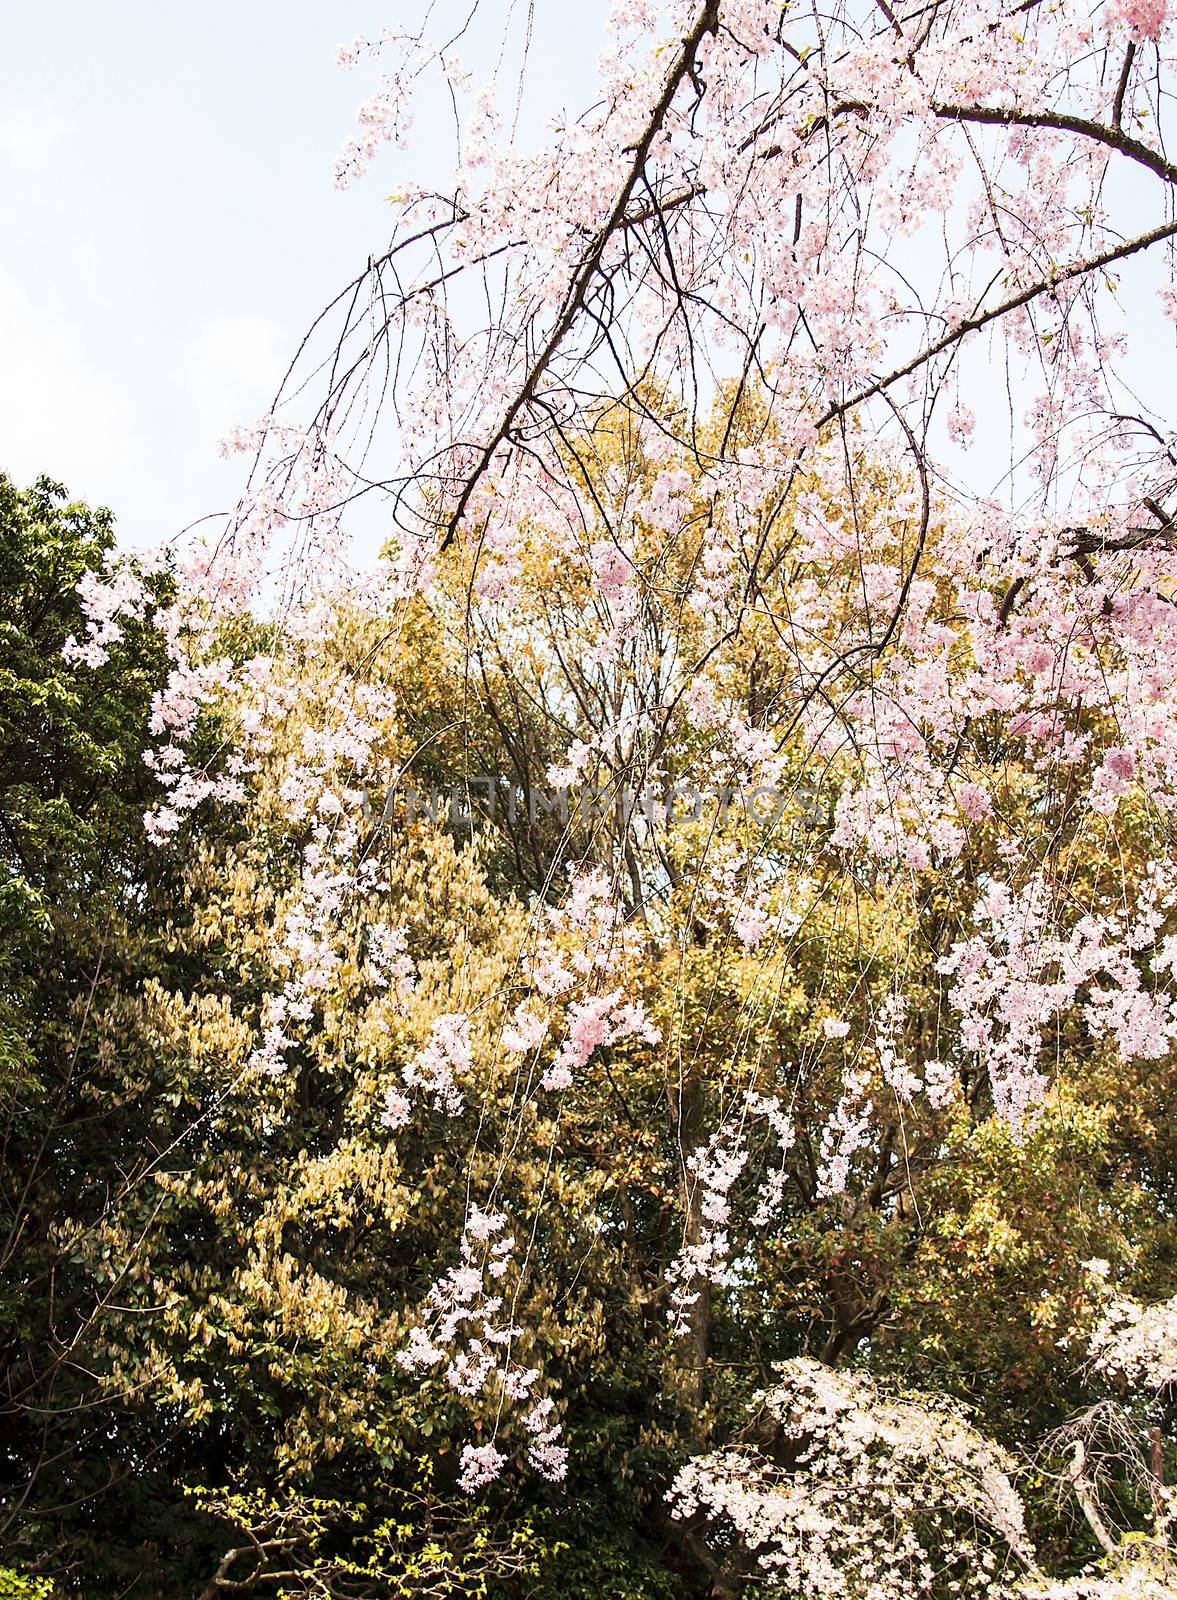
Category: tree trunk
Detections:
[{"x1": 671, "y1": 1064, "x2": 711, "y2": 1429}]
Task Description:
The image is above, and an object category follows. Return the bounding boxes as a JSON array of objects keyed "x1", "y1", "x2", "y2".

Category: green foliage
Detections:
[
  {"x1": 0, "y1": 1571, "x2": 54, "y2": 1600},
  {"x1": 0, "y1": 475, "x2": 181, "y2": 1590},
  {"x1": 0, "y1": 462, "x2": 1174, "y2": 1597},
  {"x1": 188, "y1": 1468, "x2": 546, "y2": 1598},
  {"x1": 0, "y1": 474, "x2": 167, "y2": 1085}
]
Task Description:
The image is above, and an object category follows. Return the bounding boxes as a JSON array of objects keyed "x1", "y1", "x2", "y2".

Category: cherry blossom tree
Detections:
[
  {"x1": 668, "y1": 1357, "x2": 1037, "y2": 1595},
  {"x1": 60, "y1": 0, "x2": 1177, "y2": 1568},
  {"x1": 667, "y1": 1298, "x2": 1177, "y2": 1596}
]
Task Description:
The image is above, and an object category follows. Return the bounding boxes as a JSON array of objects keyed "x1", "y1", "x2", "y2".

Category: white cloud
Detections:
[
  {"x1": 178, "y1": 314, "x2": 287, "y2": 453},
  {"x1": 0, "y1": 262, "x2": 159, "y2": 542},
  {"x1": 0, "y1": 101, "x2": 67, "y2": 173},
  {"x1": 0, "y1": 276, "x2": 290, "y2": 554}
]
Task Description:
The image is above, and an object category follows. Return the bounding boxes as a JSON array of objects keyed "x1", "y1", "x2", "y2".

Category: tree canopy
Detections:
[{"x1": 7, "y1": 0, "x2": 1177, "y2": 1593}]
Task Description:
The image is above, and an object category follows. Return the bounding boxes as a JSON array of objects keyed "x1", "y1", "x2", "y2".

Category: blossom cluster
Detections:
[
  {"x1": 396, "y1": 1208, "x2": 568, "y2": 1491},
  {"x1": 1089, "y1": 1290, "x2": 1177, "y2": 1396},
  {"x1": 669, "y1": 1358, "x2": 1035, "y2": 1596}
]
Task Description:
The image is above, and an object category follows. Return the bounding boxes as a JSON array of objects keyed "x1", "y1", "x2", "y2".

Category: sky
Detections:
[{"x1": 0, "y1": 1, "x2": 605, "y2": 552}]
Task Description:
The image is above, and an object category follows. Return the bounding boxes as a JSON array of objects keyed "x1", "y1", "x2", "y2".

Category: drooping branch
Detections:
[
  {"x1": 438, "y1": 0, "x2": 722, "y2": 549},
  {"x1": 823, "y1": 216, "x2": 1177, "y2": 424}
]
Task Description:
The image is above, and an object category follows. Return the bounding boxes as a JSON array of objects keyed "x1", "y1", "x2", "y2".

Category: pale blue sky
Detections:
[{"x1": 0, "y1": 1, "x2": 605, "y2": 550}]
